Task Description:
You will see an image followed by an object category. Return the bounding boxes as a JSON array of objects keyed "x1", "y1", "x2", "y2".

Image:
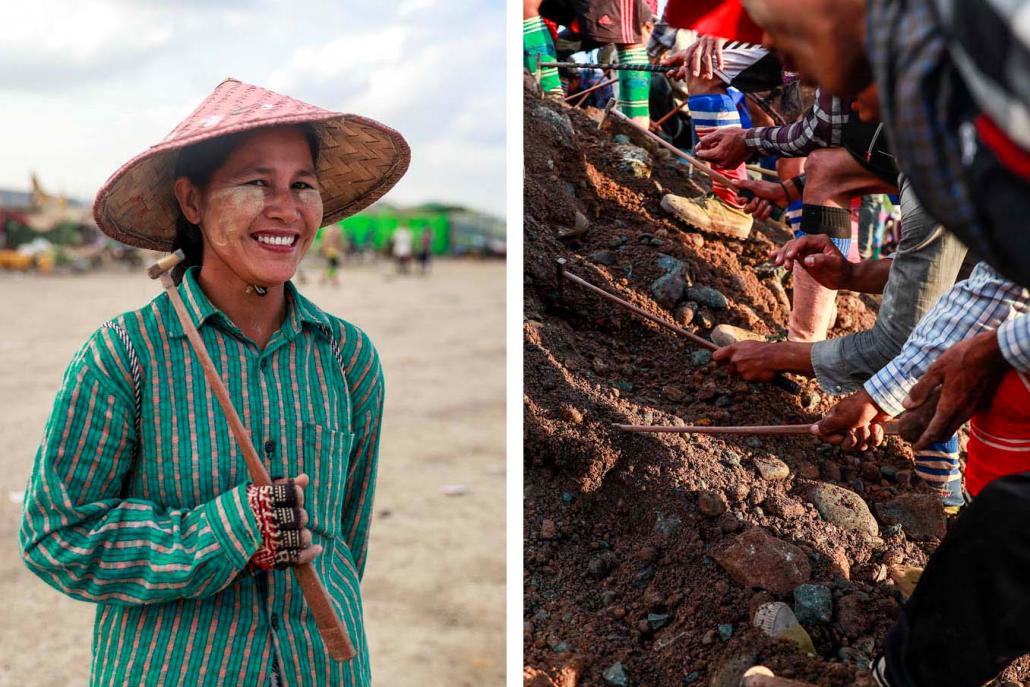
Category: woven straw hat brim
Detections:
[{"x1": 93, "y1": 112, "x2": 410, "y2": 251}]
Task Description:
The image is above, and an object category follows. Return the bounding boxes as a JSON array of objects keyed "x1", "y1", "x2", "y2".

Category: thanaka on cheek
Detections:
[{"x1": 203, "y1": 186, "x2": 265, "y2": 247}]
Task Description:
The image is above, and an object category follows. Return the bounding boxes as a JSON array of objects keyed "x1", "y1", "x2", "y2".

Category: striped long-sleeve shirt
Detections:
[
  {"x1": 19, "y1": 266, "x2": 384, "y2": 686},
  {"x1": 864, "y1": 262, "x2": 1030, "y2": 416},
  {"x1": 744, "y1": 88, "x2": 851, "y2": 157}
]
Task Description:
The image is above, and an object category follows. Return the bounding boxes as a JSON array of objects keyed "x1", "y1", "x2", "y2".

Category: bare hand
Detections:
[
  {"x1": 713, "y1": 341, "x2": 781, "y2": 382},
  {"x1": 730, "y1": 178, "x2": 786, "y2": 219},
  {"x1": 696, "y1": 127, "x2": 749, "y2": 169},
  {"x1": 662, "y1": 35, "x2": 726, "y2": 81},
  {"x1": 275, "y1": 473, "x2": 322, "y2": 565},
  {"x1": 901, "y1": 330, "x2": 1009, "y2": 449},
  {"x1": 811, "y1": 390, "x2": 891, "y2": 451},
  {"x1": 770, "y1": 234, "x2": 852, "y2": 289}
]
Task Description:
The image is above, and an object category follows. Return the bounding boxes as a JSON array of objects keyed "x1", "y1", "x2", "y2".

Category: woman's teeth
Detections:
[{"x1": 255, "y1": 235, "x2": 295, "y2": 246}]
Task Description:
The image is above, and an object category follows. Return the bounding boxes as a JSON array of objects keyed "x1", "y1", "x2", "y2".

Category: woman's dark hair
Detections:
[{"x1": 170, "y1": 123, "x2": 320, "y2": 283}]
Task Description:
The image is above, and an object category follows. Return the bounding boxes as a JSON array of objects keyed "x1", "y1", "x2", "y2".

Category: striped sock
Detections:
[
  {"x1": 786, "y1": 199, "x2": 804, "y2": 238},
  {"x1": 523, "y1": 17, "x2": 562, "y2": 94},
  {"x1": 914, "y1": 435, "x2": 962, "y2": 495},
  {"x1": 688, "y1": 93, "x2": 747, "y2": 207},
  {"x1": 616, "y1": 46, "x2": 650, "y2": 119}
]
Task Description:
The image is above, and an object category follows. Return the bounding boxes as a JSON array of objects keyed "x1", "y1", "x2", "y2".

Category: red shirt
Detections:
[{"x1": 662, "y1": 0, "x2": 764, "y2": 44}]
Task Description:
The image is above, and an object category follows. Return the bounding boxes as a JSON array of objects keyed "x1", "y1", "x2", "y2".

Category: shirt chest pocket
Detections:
[{"x1": 292, "y1": 421, "x2": 354, "y2": 538}]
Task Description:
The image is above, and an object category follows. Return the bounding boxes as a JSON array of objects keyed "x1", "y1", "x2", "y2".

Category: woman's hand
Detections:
[
  {"x1": 770, "y1": 234, "x2": 853, "y2": 290},
  {"x1": 248, "y1": 472, "x2": 323, "y2": 569}
]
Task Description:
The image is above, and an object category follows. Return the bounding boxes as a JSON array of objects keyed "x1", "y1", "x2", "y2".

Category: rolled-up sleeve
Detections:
[{"x1": 998, "y1": 314, "x2": 1030, "y2": 371}]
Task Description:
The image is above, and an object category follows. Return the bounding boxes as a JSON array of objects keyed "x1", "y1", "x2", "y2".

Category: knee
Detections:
[{"x1": 523, "y1": 0, "x2": 542, "y2": 19}]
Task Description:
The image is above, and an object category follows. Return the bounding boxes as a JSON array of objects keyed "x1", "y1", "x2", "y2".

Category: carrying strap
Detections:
[{"x1": 102, "y1": 321, "x2": 143, "y2": 448}]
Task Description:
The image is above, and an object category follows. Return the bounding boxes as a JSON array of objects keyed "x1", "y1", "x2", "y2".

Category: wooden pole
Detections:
[
  {"x1": 615, "y1": 421, "x2": 901, "y2": 435},
  {"x1": 566, "y1": 76, "x2": 618, "y2": 104},
  {"x1": 150, "y1": 251, "x2": 356, "y2": 663}
]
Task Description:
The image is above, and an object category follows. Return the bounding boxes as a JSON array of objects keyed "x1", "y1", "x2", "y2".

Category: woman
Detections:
[{"x1": 18, "y1": 79, "x2": 409, "y2": 686}]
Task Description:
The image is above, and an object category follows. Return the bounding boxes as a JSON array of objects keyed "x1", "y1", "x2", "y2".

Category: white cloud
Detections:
[{"x1": 0, "y1": 0, "x2": 505, "y2": 217}]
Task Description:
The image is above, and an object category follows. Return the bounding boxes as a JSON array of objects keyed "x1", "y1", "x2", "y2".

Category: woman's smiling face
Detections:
[{"x1": 177, "y1": 126, "x2": 324, "y2": 287}]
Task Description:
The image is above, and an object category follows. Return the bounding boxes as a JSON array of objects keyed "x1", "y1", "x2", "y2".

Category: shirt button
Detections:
[
  {"x1": 264, "y1": 440, "x2": 276, "y2": 454},
  {"x1": 270, "y1": 613, "x2": 279, "y2": 630}
]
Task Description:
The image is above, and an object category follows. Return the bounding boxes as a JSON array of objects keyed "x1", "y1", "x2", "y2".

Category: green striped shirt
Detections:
[{"x1": 19, "y1": 266, "x2": 383, "y2": 686}]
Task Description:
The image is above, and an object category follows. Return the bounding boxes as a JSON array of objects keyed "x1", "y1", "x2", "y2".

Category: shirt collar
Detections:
[{"x1": 167, "y1": 266, "x2": 332, "y2": 339}]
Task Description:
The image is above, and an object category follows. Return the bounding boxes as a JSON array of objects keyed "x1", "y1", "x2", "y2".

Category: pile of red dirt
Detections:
[{"x1": 522, "y1": 78, "x2": 1029, "y2": 687}]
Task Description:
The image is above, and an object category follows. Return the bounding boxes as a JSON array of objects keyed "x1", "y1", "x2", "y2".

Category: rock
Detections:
[
  {"x1": 588, "y1": 552, "x2": 616, "y2": 578},
  {"x1": 763, "y1": 277, "x2": 792, "y2": 312},
  {"x1": 656, "y1": 254, "x2": 684, "y2": 273},
  {"x1": 800, "y1": 392, "x2": 820, "y2": 410},
  {"x1": 808, "y1": 483, "x2": 879, "y2": 537},
  {"x1": 836, "y1": 593, "x2": 874, "y2": 638},
  {"x1": 861, "y1": 461, "x2": 881, "y2": 483},
  {"x1": 710, "y1": 324, "x2": 764, "y2": 347},
  {"x1": 710, "y1": 527, "x2": 812, "y2": 595},
  {"x1": 691, "y1": 349, "x2": 712, "y2": 366},
  {"x1": 675, "y1": 303, "x2": 696, "y2": 326},
  {"x1": 763, "y1": 496, "x2": 804, "y2": 519},
  {"x1": 607, "y1": 235, "x2": 628, "y2": 249},
  {"x1": 695, "y1": 311, "x2": 714, "y2": 329},
  {"x1": 541, "y1": 519, "x2": 558, "y2": 539},
  {"x1": 793, "y1": 584, "x2": 833, "y2": 624},
  {"x1": 896, "y1": 469, "x2": 913, "y2": 488},
  {"x1": 717, "y1": 512, "x2": 742, "y2": 533},
  {"x1": 718, "y1": 623, "x2": 734, "y2": 640},
  {"x1": 752, "y1": 601, "x2": 816, "y2": 653},
  {"x1": 538, "y1": 107, "x2": 575, "y2": 142},
  {"x1": 613, "y1": 134, "x2": 631, "y2": 144},
  {"x1": 754, "y1": 455, "x2": 790, "y2": 481},
  {"x1": 557, "y1": 211, "x2": 590, "y2": 240},
  {"x1": 648, "y1": 612, "x2": 670, "y2": 630},
  {"x1": 560, "y1": 405, "x2": 583, "y2": 424},
  {"x1": 650, "y1": 262, "x2": 688, "y2": 308},
  {"x1": 662, "y1": 385, "x2": 685, "y2": 402},
  {"x1": 685, "y1": 286, "x2": 728, "y2": 310},
  {"x1": 589, "y1": 250, "x2": 617, "y2": 266},
  {"x1": 876, "y1": 494, "x2": 946, "y2": 540},
  {"x1": 602, "y1": 662, "x2": 629, "y2": 686},
  {"x1": 697, "y1": 490, "x2": 728, "y2": 517}
]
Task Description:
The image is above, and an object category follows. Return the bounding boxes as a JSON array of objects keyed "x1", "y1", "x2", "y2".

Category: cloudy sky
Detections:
[{"x1": 0, "y1": 0, "x2": 505, "y2": 218}]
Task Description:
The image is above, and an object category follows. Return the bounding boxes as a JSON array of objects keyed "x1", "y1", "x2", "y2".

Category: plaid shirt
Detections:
[
  {"x1": 19, "y1": 267, "x2": 383, "y2": 686},
  {"x1": 744, "y1": 88, "x2": 851, "y2": 157},
  {"x1": 867, "y1": 0, "x2": 1030, "y2": 285},
  {"x1": 864, "y1": 262, "x2": 1030, "y2": 416}
]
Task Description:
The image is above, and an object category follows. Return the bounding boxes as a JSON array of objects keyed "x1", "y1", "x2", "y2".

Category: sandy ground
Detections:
[{"x1": 0, "y1": 258, "x2": 505, "y2": 686}]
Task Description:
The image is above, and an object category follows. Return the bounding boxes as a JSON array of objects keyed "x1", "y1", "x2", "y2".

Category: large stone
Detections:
[
  {"x1": 650, "y1": 261, "x2": 688, "y2": 308},
  {"x1": 686, "y1": 286, "x2": 729, "y2": 310},
  {"x1": 875, "y1": 494, "x2": 946, "y2": 541},
  {"x1": 808, "y1": 483, "x2": 879, "y2": 537},
  {"x1": 711, "y1": 527, "x2": 812, "y2": 595},
  {"x1": 754, "y1": 455, "x2": 790, "y2": 481},
  {"x1": 710, "y1": 324, "x2": 764, "y2": 347}
]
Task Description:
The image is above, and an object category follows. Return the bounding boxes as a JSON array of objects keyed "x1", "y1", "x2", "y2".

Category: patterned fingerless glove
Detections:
[{"x1": 247, "y1": 481, "x2": 304, "y2": 570}]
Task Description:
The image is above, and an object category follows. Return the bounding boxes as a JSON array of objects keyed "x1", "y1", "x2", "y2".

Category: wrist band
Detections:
[
  {"x1": 778, "y1": 180, "x2": 791, "y2": 205},
  {"x1": 790, "y1": 174, "x2": 806, "y2": 196}
]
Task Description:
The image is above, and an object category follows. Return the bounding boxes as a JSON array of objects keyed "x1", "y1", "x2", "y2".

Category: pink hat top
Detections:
[{"x1": 93, "y1": 78, "x2": 411, "y2": 251}]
